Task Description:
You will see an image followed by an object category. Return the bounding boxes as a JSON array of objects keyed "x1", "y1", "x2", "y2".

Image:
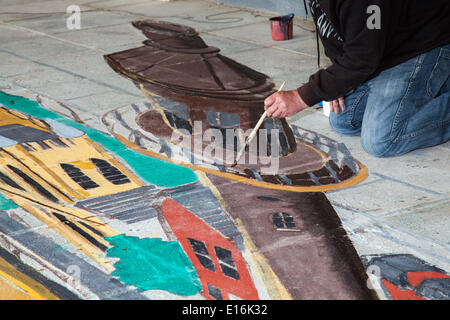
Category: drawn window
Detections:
[
  {"x1": 90, "y1": 158, "x2": 131, "y2": 185},
  {"x1": 187, "y1": 238, "x2": 216, "y2": 272},
  {"x1": 7, "y1": 165, "x2": 58, "y2": 202},
  {"x1": 60, "y1": 163, "x2": 99, "y2": 190},
  {"x1": 207, "y1": 283, "x2": 223, "y2": 300},
  {"x1": 272, "y1": 212, "x2": 299, "y2": 231},
  {"x1": 0, "y1": 171, "x2": 25, "y2": 191},
  {"x1": 214, "y1": 246, "x2": 239, "y2": 280}
]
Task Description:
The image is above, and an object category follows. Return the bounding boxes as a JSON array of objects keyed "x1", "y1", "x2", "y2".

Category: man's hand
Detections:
[
  {"x1": 330, "y1": 97, "x2": 346, "y2": 114},
  {"x1": 264, "y1": 90, "x2": 310, "y2": 118}
]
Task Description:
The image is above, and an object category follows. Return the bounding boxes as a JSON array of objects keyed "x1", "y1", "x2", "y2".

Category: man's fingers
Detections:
[
  {"x1": 330, "y1": 100, "x2": 338, "y2": 114},
  {"x1": 266, "y1": 105, "x2": 277, "y2": 117},
  {"x1": 264, "y1": 93, "x2": 277, "y2": 110},
  {"x1": 271, "y1": 108, "x2": 283, "y2": 118},
  {"x1": 334, "y1": 106, "x2": 340, "y2": 114},
  {"x1": 333, "y1": 100, "x2": 340, "y2": 114},
  {"x1": 338, "y1": 97, "x2": 346, "y2": 111},
  {"x1": 267, "y1": 104, "x2": 281, "y2": 117}
]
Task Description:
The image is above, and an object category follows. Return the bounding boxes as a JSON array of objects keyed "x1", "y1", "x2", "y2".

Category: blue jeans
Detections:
[{"x1": 329, "y1": 44, "x2": 450, "y2": 157}]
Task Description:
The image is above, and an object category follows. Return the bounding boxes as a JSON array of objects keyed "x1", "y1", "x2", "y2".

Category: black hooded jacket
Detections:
[{"x1": 298, "y1": 0, "x2": 450, "y2": 106}]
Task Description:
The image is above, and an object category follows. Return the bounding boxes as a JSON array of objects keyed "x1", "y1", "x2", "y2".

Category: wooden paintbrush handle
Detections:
[{"x1": 234, "y1": 82, "x2": 285, "y2": 165}]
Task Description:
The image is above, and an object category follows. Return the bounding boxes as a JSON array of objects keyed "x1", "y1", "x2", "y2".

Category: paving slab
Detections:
[
  {"x1": 383, "y1": 200, "x2": 450, "y2": 244},
  {"x1": 113, "y1": 0, "x2": 269, "y2": 33},
  {"x1": 273, "y1": 35, "x2": 327, "y2": 59},
  {"x1": 0, "y1": 24, "x2": 45, "y2": 44},
  {"x1": 6, "y1": 66, "x2": 86, "y2": 89},
  {"x1": 228, "y1": 47, "x2": 318, "y2": 79},
  {"x1": 0, "y1": 0, "x2": 91, "y2": 19},
  {"x1": 53, "y1": 23, "x2": 146, "y2": 52},
  {"x1": 85, "y1": 0, "x2": 153, "y2": 9},
  {"x1": 336, "y1": 207, "x2": 450, "y2": 271},
  {"x1": 198, "y1": 33, "x2": 263, "y2": 55},
  {"x1": 65, "y1": 90, "x2": 145, "y2": 113},
  {"x1": 30, "y1": 79, "x2": 112, "y2": 101},
  {"x1": 0, "y1": 51, "x2": 40, "y2": 77},
  {"x1": 329, "y1": 178, "x2": 444, "y2": 216},
  {"x1": 351, "y1": 148, "x2": 450, "y2": 196},
  {"x1": 3, "y1": 34, "x2": 88, "y2": 60},
  {"x1": 209, "y1": 20, "x2": 314, "y2": 49},
  {"x1": 32, "y1": 51, "x2": 142, "y2": 96}
]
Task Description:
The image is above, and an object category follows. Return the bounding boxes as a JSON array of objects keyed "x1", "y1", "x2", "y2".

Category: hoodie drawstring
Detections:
[{"x1": 303, "y1": 0, "x2": 321, "y2": 69}]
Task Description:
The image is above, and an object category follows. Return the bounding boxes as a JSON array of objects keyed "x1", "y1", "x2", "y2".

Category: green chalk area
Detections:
[
  {"x1": 0, "y1": 193, "x2": 18, "y2": 210},
  {"x1": 106, "y1": 234, "x2": 201, "y2": 296},
  {"x1": 0, "y1": 91, "x2": 198, "y2": 187}
]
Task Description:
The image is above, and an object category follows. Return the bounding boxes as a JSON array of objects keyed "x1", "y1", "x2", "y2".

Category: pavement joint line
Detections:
[
  {"x1": 0, "y1": 79, "x2": 97, "y2": 115},
  {"x1": 0, "y1": 11, "x2": 74, "y2": 24},
  {"x1": 331, "y1": 196, "x2": 448, "y2": 220},
  {"x1": 0, "y1": 21, "x2": 108, "y2": 54},
  {"x1": 198, "y1": 18, "x2": 310, "y2": 34},
  {"x1": 63, "y1": 91, "x2": 111, "y2": 101},
  {"x1": 80, "y1": 4, "x2": 259, "y2": 27},
  {"x1": 49, "y1": 21, "x2": 145, "y2": 37},
  {"x1": 0, "y1": 14, "x2": 52, "y2": 24},
  {"x1": 326, "y1": 176, "x2": 385, "y2": 194},
  {"x1": 371, "y1": 172, "x2": 445, "y2": 196},
  {"x1": 203, "y1": 30, "x2": 328, "y2": 60},
  {"x1": 0, "y1": 14, "x2": 53, "y2": 24},
  {"x1": 197, "y1": 20, "x2": 269, "y2": 33},
  {"x1": 0, "y1": 49, "x2": 142, "y2": 98},
  {"x1": 329, "y1": 201, "x2": 361, "y2": 214},
  {"x1": 372, "y1": 198, "x2": 450, "y2": 219},
  {"x1": 1, "y1": 76, "x2": 143, "y2": 121},
  {"x1": 84, "y1": 0, "x2": 156, "y2": 10}
]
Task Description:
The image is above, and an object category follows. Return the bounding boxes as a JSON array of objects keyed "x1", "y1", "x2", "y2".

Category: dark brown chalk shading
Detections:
[{"x1": 207, "y1": 173, "x2": 378, "y2": 300}]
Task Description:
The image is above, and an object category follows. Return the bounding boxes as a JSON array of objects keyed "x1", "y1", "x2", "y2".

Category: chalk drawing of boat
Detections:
[{"x1": 103, "y1": 20, "x2": 368, "y2": 193}]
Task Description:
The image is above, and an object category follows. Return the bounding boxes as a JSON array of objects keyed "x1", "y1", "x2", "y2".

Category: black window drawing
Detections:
[
  {"x1": 272, "y1": 212, "x2": 300, "y2": 231},
  {"x1": 90, "y1": 158, "x2": 131, "y2": 185},
  {"x1": 207, "y1": 283, "x2": 223, "y2": 300},
  {"x1": 60, "y1": 163, "x2": 99, "y2": 190},
  {"x1": 187, "y1": 238, "x2": 216, "y2": 272},
  {"x1": 214, "y1": 246, "x2": 239, "y2": 280}
]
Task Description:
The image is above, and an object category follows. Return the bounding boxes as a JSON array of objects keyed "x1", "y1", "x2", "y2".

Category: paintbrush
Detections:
[{"x1": 231, "y1": 81, "x2": 286, "y2": 168}]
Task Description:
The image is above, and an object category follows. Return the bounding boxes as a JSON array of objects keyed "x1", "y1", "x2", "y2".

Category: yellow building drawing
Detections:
[{"x1": 0, "y1": 107, "x2": 147, "y2": 271}]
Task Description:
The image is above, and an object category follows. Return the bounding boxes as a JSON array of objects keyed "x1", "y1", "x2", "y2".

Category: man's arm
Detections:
[
  {"x1": 266, "y1": 0, "x2": 390, "y2": 116},
  {"x1": 299, "y1": 0, "x2": 390, "y2": 106}
]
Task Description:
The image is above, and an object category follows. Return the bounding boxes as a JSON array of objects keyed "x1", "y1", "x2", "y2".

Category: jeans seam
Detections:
[
  {"x1": 426, "y1": 49, "x2": 443, "y2": 98},
  {"x1": 396, "y1": 118, "x2": 450, "y2": 141},
  {"x1": 391, "y1": 54, "x2": 425, "y2": 143},
  {"x1": 348, "y1": 86, "x2": 369, "y2": 130}
]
